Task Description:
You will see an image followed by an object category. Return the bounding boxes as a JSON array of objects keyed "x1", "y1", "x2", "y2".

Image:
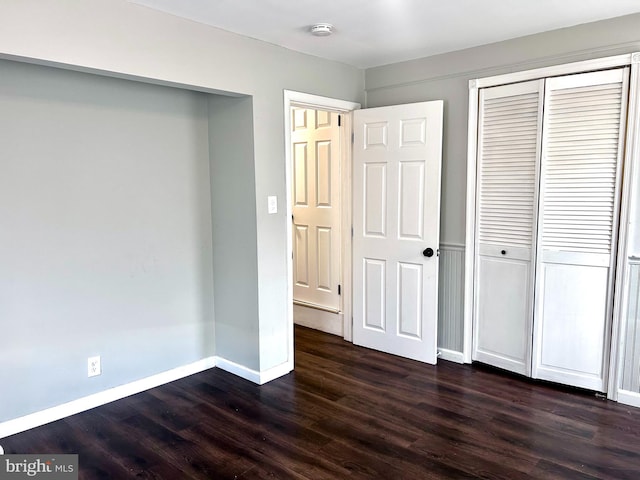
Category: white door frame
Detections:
[{"x1": 284, "y1": 91, "x2": 361, "y2": 358}]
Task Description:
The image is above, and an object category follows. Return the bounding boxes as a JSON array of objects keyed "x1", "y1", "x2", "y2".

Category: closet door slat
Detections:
[
  {"x1": 540, "y1": 78, "x2": 623, "y2": 254},
  {"x1": 478, "y1": 90, "x2": 540, "y2": 248}
]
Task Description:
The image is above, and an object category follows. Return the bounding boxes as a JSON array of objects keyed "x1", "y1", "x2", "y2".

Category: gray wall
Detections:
[
  {"x1": 0, "y1": 59, "x2": 215, "y2": 422},
  {"x1": 366, "y1": 12, "x2": 640, "y2": 245},
  {"x1": 4, "y1": 0, "x2": 639, "y2": 424},
  {"x1": 365, "y1": 13, "x2": 640, "y2": 353},
  {"x1": 0, "y1": 0, "x2": 363, "y2": 424},
  {"x1": 208, "y1": 96, "x2": 260, "y2": 369}
]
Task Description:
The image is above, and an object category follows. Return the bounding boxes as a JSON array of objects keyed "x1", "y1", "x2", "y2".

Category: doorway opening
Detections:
[
  {"x1": 290, "y1": 106, "x2": 343, "y2": 336},
  {"x1": 283, "y1": 91, "x2": 360, "y2": 360},
  {"x1": 284, "y1": 93, "x2": 444, "y2": 368}
]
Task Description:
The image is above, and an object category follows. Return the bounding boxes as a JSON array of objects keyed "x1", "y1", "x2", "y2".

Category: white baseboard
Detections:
[
  {"x1": 438, "y1": 348, "x2": 464, "y2": 364},
  {"x1": 258, "y1": 360, "x2": 294, "y2": 384},
  {"x1": 617, "y1": 389, "x2": 640, "y2": 408},
  {"x1": 215, "y1": 357, "x2": 260, "y2": 383},
  {"x1": 0, "y1": 354, "x2": 294, "y2": 440},
  {"x1": 0, "y1": 356, "x2": 217, "y2": 440},
  {"x1": 216, "y1": 357, "x2": 293, "y2": 385}
]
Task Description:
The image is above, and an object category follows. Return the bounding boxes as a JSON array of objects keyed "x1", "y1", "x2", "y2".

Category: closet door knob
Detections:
[
  {"x1": 501, "y1": 250, "x2": 507, "y2": 255},
  {"x1": 423, "y1": 248, "x2": 434, "y2": 257}
]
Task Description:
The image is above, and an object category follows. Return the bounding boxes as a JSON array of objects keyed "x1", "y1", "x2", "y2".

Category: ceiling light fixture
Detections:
[{"x1": 310, "y1": 23, "x2": 334, "y2": 37}]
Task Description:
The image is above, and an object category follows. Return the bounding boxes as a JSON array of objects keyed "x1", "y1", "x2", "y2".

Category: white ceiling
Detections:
[{"x1": 130, "y1": 0, "x2": 640, "y2": 68}]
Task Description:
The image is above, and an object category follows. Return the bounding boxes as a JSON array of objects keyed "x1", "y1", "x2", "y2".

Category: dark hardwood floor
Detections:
[{"x1": 3, "y1": 326, "x2": 640, "y2": 479}]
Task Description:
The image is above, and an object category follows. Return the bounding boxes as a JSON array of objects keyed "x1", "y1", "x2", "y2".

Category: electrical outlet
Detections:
[{"x1": 88, "y1": 356, "x2": 101, "y2": 377}]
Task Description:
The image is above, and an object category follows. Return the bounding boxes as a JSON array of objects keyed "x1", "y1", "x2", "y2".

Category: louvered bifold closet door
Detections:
[
  {"x1": 532, "y1": 68, "x2": 629, "y2": 391},
  {"x1": 472, "y1": 80, "x2": 544, "y2": 375}
]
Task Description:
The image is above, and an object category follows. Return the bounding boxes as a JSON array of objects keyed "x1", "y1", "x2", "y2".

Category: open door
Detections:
[
  {"x1": 291, "y1": 107, "x2": 344, "y2": 336},
  {"x1": 291, "y1": 108, "x2": 342, "y2": 313},
  {"x1": 352, "y1": 101, "x2": 444, "y2": 364}
]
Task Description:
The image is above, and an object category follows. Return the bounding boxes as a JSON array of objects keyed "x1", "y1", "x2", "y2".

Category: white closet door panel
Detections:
[
  {"x1": 533, "y1": 68, "x2": 629, "y2": 391},
  {"x1": 473, "y1": 80, "x2": 543, "y2": 375},
  {"x1": 534, "y1": 262, "x2": 609, "y2": 390},
  {"x1": 541, "y1": 250, "x2": 610, "y2": 268},
  {"x1": 474, "y1": 252, "x2": 532, "y2": 374},
  {"x1": 479, "y1": 243, "x2": 531, "y2": 261}
]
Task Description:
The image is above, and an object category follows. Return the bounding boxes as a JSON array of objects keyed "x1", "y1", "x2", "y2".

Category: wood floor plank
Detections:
[
  {"x1": 2, "y1": 325, "x2": 640, "y2": 479},
  {"x1": 64, "y1": 412, "x2": 192, "y2": 480}
]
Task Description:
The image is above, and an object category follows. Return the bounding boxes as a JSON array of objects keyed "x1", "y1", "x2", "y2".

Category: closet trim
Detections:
[
  {"x1": 609, "y1": 54, "x2": 640, "y2": 403},
  {"x1": 464, "y1": 53, "x2": 637, "y2": 372},
  {"x1": 473, "y1": 54, "x2": 632, "y2": 89}
]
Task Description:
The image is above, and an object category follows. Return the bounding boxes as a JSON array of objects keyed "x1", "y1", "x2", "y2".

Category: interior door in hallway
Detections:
[
  {"x1": 291, "y1": 108, "x2": 342, "y2": 319},
  {"x1": 352, "y1": 101, "x2": 444, "y2": 364}
]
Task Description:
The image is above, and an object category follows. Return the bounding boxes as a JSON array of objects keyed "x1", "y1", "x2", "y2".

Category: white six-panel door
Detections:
[
  {"x1": 352, "y1": 101, "x2": 443, "y2": 364},
  {"x1": 291, "y1": 108, "x2": 341, "y2": 312}
]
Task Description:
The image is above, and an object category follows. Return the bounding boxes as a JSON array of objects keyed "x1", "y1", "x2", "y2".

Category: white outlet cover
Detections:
[
  {"x1": 267, "y1": 195, "x2": 278, "y2": 214},
  {"x1": 88, "y1": 356, "x2": 101, "y2": 377}
]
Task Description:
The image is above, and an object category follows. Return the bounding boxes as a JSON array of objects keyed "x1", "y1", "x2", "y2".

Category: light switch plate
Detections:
[{"x1": 268, "y1": 195, "x2": 278, "y2": 214}]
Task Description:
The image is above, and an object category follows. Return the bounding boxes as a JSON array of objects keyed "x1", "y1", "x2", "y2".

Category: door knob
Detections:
[{"x1": 423, "y1": 247, "x2": 434, "y2": 257}]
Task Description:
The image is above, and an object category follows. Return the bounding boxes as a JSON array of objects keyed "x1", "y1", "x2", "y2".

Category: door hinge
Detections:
[
  {"x1": 338, "y1": 284, "x2": 342, "y2": 295},
  {"x1": 351, "y1": 132, "x2": 354, "y2": 144},
  {"x1": 338, "y1": 114, "x2": 342, "y2": 127},
  {"x1": 351, "y1": 226, "x2": 354, "y2": 237}
]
